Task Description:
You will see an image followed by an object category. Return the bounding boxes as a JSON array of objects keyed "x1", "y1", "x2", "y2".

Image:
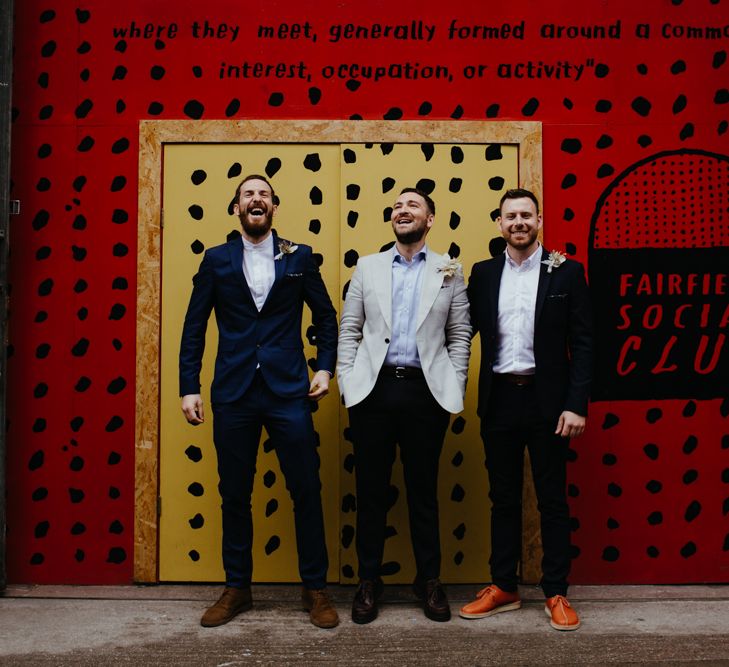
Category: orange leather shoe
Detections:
[
  {"x1": 545, "y1": 595, "x2": 580, "y2": 631},
  {"x1": 459, "y1": 584, "x2": 521, "y2": 619}
]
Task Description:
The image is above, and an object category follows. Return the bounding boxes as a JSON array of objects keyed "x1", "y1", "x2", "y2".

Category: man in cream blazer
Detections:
[{"x1": 338, "y1": 187, "x2": 471, "y2": 624}]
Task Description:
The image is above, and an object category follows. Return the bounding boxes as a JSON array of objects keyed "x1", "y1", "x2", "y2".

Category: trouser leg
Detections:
[
  {"x1": 527, "y1": 419, "x2": 571, "y2": 598},
  {"x1": 348, "y1": 378, "x2": 398, "y2": 580},
  {"x1": 399, "y1": 377, "x2": 449, "y2": 581},
  {"x1": 212, "y1": 392, "x2": 262, "y2": 587},
  {"x1": 481, "y1": 382, "x2": 530, "y2": 593},
  {"x1": 262, "y1": 384, "x2": 329, "y2": 589}
]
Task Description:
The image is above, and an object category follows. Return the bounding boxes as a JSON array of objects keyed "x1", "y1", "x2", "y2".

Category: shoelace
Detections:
[
  {"x1": 356, "y1": 582, "x2": 375, "y2": 605},
  {"x1": 549, "y1": 595, "x2": 571, "y2": 609},
  {"x1": 426, "y1": 581, "x2": 445, "y2": 604},
  {"x1": 476, "y1": 585, "x2": 497, "y2": 599},
  {"x1": 309, "y1": 590, "x2": 334, "y2": 611}
]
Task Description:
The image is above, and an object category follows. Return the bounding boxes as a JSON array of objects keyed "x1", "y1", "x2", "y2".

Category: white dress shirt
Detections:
[
  {"x1": 493, "y1": 244, "x2": 542, "y2": 375},
  {"x1": 242, "y1": 233, "x2": 275, "y2": 311}
]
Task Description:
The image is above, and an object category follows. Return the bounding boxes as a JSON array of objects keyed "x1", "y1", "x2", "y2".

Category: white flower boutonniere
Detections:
[
  {"x1": 437, "y1": 255, "x2": 462, "y2": 278},
  {"x1": 274, "y1": 240, "x2": 299, "y2": 261},
  {"x1": 541, "y1": 250, "x2": 567, "y2": 273}
]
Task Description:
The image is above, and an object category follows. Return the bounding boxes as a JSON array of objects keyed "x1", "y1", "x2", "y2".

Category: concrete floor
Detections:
[{"x1": 1, "y1": 583, "x2": 729, "y2": 665}]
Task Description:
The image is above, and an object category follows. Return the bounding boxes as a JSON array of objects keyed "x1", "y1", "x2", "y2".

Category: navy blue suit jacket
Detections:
[
  {"x1": 179, "y1": 231, "x2": 337, "y2": 403},
  {"x1": 468, "y1": 247, "x2": 593, "y2": 421}
]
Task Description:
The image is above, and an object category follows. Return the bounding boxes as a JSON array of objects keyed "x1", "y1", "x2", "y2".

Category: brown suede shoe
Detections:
[
  {"x1": 302, "y1": 587, "x2": 340, "y2": 628},
  {"x1": 200, "y1": 586, "x2": 252, "y2": 627}
]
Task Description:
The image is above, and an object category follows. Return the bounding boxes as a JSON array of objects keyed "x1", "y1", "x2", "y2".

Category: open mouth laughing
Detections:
[{"x1": 247, "y1": 204, "x2": 267, "y2": 221}]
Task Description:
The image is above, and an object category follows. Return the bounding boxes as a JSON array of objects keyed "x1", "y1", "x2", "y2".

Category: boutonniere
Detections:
[
  {"x1": 541, "y1": 250, "x2": 567, "y2": 273},
  {"x1": 437, "y1": 255, "x2": 462, "y2": 278},
  {"x1": 274, "y1": 239, "x2": 298, "y2": 260}
]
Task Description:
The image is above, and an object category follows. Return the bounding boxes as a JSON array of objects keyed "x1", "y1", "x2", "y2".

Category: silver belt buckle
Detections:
[{"x1": 394, "y1": 366, "x2": 406, "y2": 379}]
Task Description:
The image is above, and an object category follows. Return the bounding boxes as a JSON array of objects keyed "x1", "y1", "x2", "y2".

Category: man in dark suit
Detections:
[
  {"x1": 179, "y1": 175, "x2": 339, "y2": 629},
  {"x1": 460, "y1": 188, "x2": 592, "y2": 631}
]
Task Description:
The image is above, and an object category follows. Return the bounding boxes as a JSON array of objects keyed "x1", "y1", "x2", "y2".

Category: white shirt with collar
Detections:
[
  {"x1": 242, "y1": 233, "x2": 275, "y2": 311},
  {"x1": 493, "y1": 243, "x2": 542, "y2": 375}
]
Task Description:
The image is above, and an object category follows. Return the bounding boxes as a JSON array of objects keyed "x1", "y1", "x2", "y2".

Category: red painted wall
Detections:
[{"x1": 7, "y1": 0, "x2": 728, "y2": 584}]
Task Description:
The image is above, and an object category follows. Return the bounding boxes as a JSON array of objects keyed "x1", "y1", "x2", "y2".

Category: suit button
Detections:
[{"x1": 384, "y1": 338, "x2": 390, "y2": 344}]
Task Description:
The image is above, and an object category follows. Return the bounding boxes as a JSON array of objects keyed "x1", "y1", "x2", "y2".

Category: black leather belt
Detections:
[
  {"x1": 380, "y1": 366, "x2": 425, "y2": 380},
  {"x1": 494, "y1": 373, "x2": 535, "y2": 387}
]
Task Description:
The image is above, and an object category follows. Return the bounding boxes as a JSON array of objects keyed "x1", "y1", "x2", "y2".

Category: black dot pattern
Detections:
[
  {"x1": 592, "y1": 153, "x2": 729, "y2": 249},
  {"x1": 332, "y1": 140, "x2": 516, "y2": 581},
  {"x1": 6, "y1": 0, "x2": 727, "y2": 587}
]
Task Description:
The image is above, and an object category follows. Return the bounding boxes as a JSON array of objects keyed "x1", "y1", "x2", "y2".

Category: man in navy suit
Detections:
[
  {"x1": 460, "y1": 188, "x2": 592, "y2": 631},
  {"x1": 179, "y1": 175, "x2": 339, "y2": 629}
]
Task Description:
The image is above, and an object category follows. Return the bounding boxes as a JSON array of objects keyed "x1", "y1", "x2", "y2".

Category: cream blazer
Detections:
[{"x1": 337, "y1": 247, "x2": 472, "y2": 414}]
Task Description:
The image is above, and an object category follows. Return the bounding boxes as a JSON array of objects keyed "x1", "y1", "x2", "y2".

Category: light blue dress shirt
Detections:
[{"x1": 384, "y1": 245, "x2": 428, "y2": 368}]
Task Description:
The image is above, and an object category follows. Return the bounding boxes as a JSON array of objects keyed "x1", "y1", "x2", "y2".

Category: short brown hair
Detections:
[
  {"x1": 499, "y1": 188, "x2": 540, "y2": 215},
  {"x1": 399, "y1": 187, "x2": 435, "y2": 215}
]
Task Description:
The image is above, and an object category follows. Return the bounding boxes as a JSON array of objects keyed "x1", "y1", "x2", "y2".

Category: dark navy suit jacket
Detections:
[
  {"x1": 179, "y1": 231, "x2": 337, "y2": 403},
  {"x1": 468, "y1": 247, "x2": 593, "y2": 421}
]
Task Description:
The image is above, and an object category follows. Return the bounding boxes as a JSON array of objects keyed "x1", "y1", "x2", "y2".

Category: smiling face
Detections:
[
  {"x1": 390, "y1": 191, "x2": 434, "y2": 245},
  {"x1": 497, "y1": 196, "x2": 543, "y2": 257},
  {"x1": 234, "y1": 177, "x2": 277, "y2": 240}
]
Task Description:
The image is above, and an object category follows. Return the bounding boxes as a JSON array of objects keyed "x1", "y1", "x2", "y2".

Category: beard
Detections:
[
  {"x1": 393, "y1": 219, "x2": 427, "y2": 245},
  {"x1": 238, "y1": 208, "x2": 273, "y2": 238},
  {"x1": 395, "y1": 228, "x2": 426, "y2": 244},
  {"x1": 505, "y1": 226, "x2": 538, "y2": 249}
]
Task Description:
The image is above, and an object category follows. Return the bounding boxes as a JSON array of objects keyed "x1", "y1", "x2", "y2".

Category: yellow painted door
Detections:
[
  {"x1": 336, "y1": 143, "x2": 517, "y2": 583},
  {"x1": 160, "y1": 144, "x2": 341, "y2": 581},
  {"x1": 159, "y1": 141, "x2": 517, "y2": 583}
]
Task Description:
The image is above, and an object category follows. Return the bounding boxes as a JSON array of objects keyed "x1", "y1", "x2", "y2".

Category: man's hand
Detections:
[
  {"x1": 308, "y1": 370, "x2": 331, "y2": 401},
  {"x1": 181, "y1": 394, "x2": 204, "y2": 425},
  {"x1": 555, "y1": 410, "x2": 586, "y2": 438}
]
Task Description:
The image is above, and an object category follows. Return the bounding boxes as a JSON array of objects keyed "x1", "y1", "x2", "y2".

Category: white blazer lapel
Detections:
[
  {"x1": 416, "y1": 249, "x2": 444, "y2": 331},
  {"x1": 373, "y1": 249, "x2": 393, "y2": 331}
]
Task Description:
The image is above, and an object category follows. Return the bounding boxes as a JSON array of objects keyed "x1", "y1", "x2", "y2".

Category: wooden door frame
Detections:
[{"x1": 135, "y1": 119, "x2": 542, "y2": 582}]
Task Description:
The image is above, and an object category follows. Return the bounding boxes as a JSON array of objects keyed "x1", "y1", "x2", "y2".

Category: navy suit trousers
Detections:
[{"x1": 212, "y1": 371, "x2": 328, "y2": 589}]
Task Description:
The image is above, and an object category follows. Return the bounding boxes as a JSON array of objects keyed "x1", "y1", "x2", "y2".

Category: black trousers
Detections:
[
  {"x1": 212, "y1": 371, "x2": 328, "y2": 589},
  {"x1": 481, "y1": 378, "x2": 571, "y2": 598},
  {"x1": 348, "y1": 372, "x2": 450, "y2": 582}
]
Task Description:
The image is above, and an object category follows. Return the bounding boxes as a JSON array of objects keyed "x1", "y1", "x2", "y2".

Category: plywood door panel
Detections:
[
  {"x1": 159, "y1": 139, "x2": 518, "y2": 583},
  {"x1": 337, "y1": 143, "x2": 518, "y2": 583},
  {"x1": 159, "y1": 144, "x2": 340, "y2": 581}
]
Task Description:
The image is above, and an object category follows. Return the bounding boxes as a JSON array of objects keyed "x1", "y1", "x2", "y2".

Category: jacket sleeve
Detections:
[
  {"x1": 445, "y1": 273, "x2": 472, "y2": 391},
  {"x1": 179, "y1": 251, "x2": 215, "y2": 396},
  {"x1": 467, "y1": 262, "x2": 482, "y2": 339},
  {"x1": 564, "y1": 261, "x2": 593, "y2": 416},
  {"x1": 302, "y1": 248, "x2": 338, "y2": 374},
  {"x1": 336, "y1": 263, "x2": 365, "y2": 395}
]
